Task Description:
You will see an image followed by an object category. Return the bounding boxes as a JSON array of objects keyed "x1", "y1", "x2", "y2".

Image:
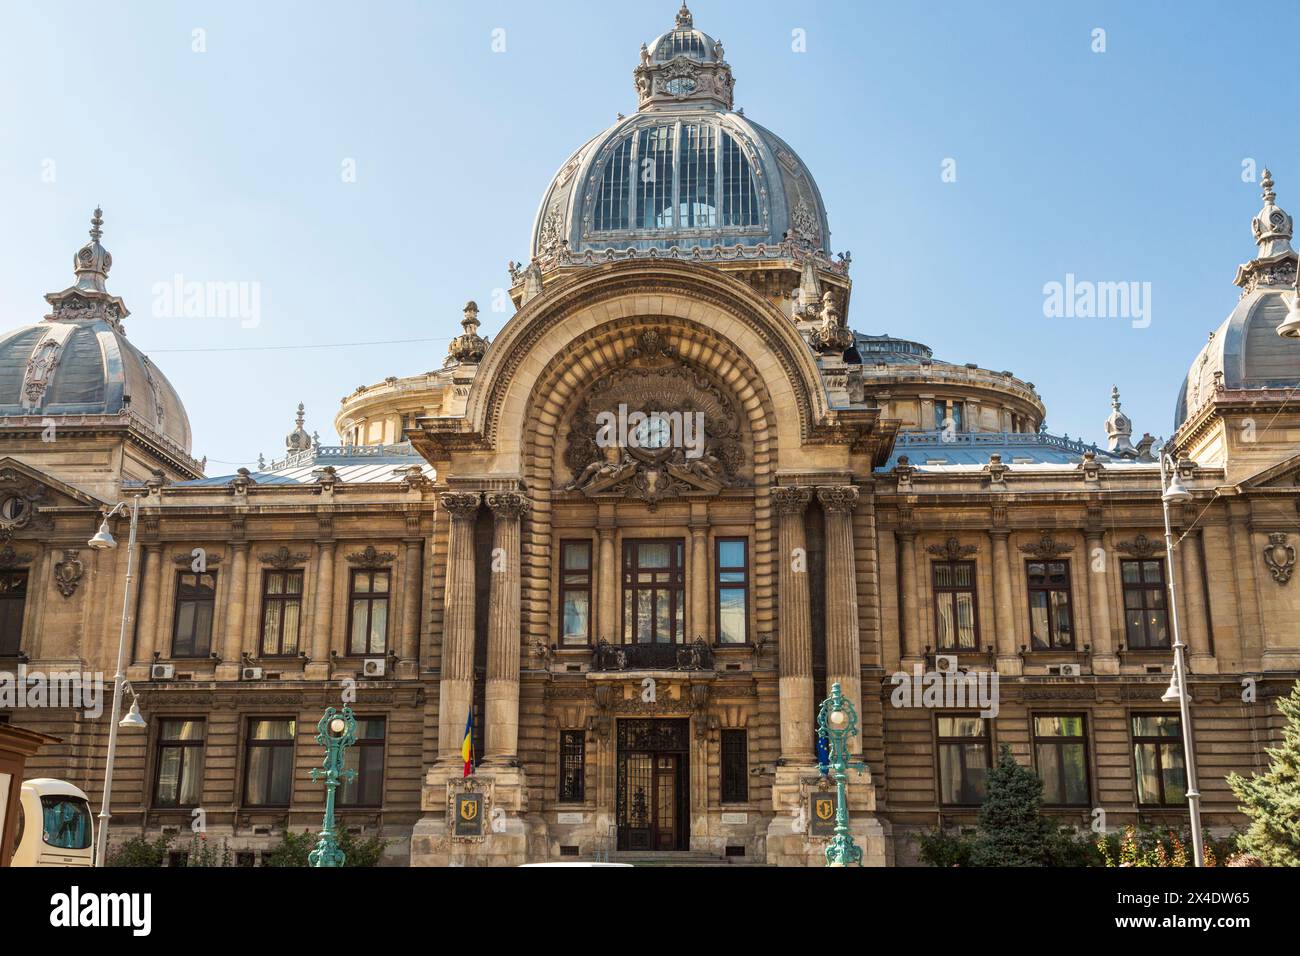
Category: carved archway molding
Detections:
[{"x1": 456, "y1": 260, "x2": 831, "y2": 458}]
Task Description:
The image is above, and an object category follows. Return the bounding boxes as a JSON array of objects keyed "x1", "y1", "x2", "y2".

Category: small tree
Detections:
[
  {"x1": 970, "y1": 745, "x2": 1056, "y2": 866},
  {"x1": 1228, "y1": 680, "x2": 1300, "y2": 866}
]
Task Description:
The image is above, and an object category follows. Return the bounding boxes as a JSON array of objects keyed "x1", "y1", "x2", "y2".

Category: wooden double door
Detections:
[{"x1": 616, "y1": 719, "x2": 689, "y2": 852}]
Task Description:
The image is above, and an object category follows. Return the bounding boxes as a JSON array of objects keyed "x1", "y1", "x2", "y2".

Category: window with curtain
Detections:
[
  {"x1": 339, "y1": 717, "x2": 385, "y2": 807},
  {"x1": 348, "y1": 569, "x2": 390, "y2": 656},
  {"x1": 1121, "y1": 560, "x2": 1170, "y2": 649},
  {"x1": 243, "y1": 718, "x2": 296, "y2": 807},
  {"x1": 0, "y1": 570, "x2": 28, "y2": 656},
  {"x1": 260, "y1": 569, "x2": 304, "y2": 656},
  {"x1": 172, "y1": 570, "x2": 217, "y2": 657},
  {"x1": 1033, "y1": 714, "x2": 1089, "y2": 806},
  {"x1": 937, "y1": 715, "x2": 990, "y2": 805},
  {"x1": 932, "y1": 560, "x2": 978, "y2": 650},
  {"x1": 1131, "y1": 714, "x2": 1187, "y2": 806},
  {"x1": 154, "y1": 718, "x2": 205, "y2": 808},
  {"x1": 1027, "y1": 561, "x2": 1074, "y2": 649},
  {"x1": 559, "y1": 540, "x2": 592, "y2": 646},
  {"x1": 715, "y1": 538, "x2": 749, "y2": 645}
]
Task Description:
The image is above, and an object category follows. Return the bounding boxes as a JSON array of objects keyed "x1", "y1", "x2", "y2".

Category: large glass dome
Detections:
[{"x1": 529, "y1": 6, "x2": 831, "y2": 262}]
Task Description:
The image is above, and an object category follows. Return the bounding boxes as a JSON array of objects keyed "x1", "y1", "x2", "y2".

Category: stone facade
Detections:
[{"x1": 1, "y1": 6, "x2": 1298, "y2": 867}]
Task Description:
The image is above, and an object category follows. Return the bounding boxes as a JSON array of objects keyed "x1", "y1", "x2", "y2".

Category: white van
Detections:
[{"x1": 10, "y1": 779, "x2": 94, "y2": 867}]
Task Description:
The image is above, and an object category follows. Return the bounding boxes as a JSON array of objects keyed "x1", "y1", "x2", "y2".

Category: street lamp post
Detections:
[
  {"x1": 308, "y1": 705, "x2": 357, "y2": 867},
  {"x1": 816, "y1": 682, "x2": 867, "y2": 867},
  {"x1": 1157, "y1": 451, "x2": 1205, "y2": 867},
  {"x1": 86, "y1": 496, "x2": 148, "y2": 867}
]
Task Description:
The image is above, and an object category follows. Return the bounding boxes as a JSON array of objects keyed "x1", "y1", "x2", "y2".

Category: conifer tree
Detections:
[
  {"x1": 1228, "y1": 680, "x2": 1300, "y2": 866},
  {"x1": 970, "y1": 744, "x2": 1056, "y2": 866}
]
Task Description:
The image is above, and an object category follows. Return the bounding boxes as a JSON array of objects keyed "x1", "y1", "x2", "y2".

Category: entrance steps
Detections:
[{"x1": 605, "y1": 850, "x2": 768, "y2": 866}]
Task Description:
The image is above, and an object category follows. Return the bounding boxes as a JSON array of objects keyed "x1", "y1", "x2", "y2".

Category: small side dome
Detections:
[{"x1": 0, "y1": 209, "x2": 193, "y2": 455}]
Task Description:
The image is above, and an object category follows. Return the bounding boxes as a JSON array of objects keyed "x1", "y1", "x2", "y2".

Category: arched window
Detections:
[{"x1": 591, "y1": 122, "x2": 762, "y2": 235}]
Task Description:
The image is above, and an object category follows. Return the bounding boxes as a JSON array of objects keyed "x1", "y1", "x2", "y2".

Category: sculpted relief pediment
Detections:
[{"x1": 562, "y1": 332, "x2": 748, "y2": 509}]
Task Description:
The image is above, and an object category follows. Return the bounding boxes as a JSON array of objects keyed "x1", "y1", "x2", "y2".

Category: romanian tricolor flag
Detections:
[{"x1": 461, "y1": 710, "x2": 474, "y2": 778}]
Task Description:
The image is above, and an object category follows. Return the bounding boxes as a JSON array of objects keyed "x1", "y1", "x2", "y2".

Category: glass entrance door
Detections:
[{"x1": 616, "y1": 719, "x2": 689, "y2": 851}]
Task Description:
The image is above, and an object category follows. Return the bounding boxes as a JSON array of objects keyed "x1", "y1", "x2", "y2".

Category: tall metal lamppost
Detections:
[
  {"x1": 816, "y1": 682, "x2": 867, "y2": 867},
  {"x1": 308, "y1": 705, "x2": 357, "y2": 867},
  {"x1": 1157, "y1": 450, "x2": 1204, "y2": 867},
  {"x1": 86, "y1": 497, "x2": 149, "y2": 867}
]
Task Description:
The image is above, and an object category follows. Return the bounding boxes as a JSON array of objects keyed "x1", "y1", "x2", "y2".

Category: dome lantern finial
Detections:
[
  {"x1": 286, "y1": 401, "x2": 312, "y2": 452},
  {"x1": 1250, "y1": 167, "x2": 1293, "y2": 260},
  {"x1": 73, "y1": 206, "x2": 113, "y2": 294},
  {"x1": 676, "y1": 2, "x2": 693, "y2": 29}
]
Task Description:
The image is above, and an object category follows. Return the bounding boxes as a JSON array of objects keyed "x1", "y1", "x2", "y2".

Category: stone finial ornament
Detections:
[
  {"x1": 1104, "y1": 385, "x2": 1137, "y2": 457},
  {"x1": 286, "y1": 402, "x2": 312, "y2": 452},
  {"x1": 1252, "y1": 168, "x2": 1294, "y2": 258},
  {"x1": 448, "y1": 301, "x2": 488, "y2": 364},
  {"x1": 809, "y1": 290, "x2": 854, "y2": 354},
  {"x1": 74, "y1": 206, "x2": 113, "y2": 294}
]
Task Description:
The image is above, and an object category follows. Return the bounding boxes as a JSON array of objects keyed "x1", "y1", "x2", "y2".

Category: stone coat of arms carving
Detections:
[{"x1": 1263, "y1": 533, "x2": 1295, "y2": 584}]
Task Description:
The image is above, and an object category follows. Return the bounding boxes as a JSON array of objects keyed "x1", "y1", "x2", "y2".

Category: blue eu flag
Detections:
[{"x1": 815, "y1": 733, "x2": 831, "y2": 773}]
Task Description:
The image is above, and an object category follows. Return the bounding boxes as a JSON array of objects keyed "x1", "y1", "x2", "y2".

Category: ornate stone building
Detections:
[{"x1": 2, "y1": 5, "x2": 1298, "y2": 866}]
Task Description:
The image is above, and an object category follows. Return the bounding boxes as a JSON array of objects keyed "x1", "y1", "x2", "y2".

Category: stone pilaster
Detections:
[
  {"x1": 897, "y1": 530, "x2": 922, "y2": 665},
  {"x1": 132, "y1": 545, "x2": 164, "y2": 668},
  {"x1": 818, "y1": 485, "x2": 862, "y2": 754},
  {"x1": 1180, "y1": 530, "x2": 1216, "y2": 673},
  {"x1": 437, "y1": 491, "x2": 480, "y2": 763},
  {"x1": 483, "y1": 492, "x2": 528, "y2": 764},
  {"x1": 305, "y1": 539, "x2": 335, "y2": 680},
  {"x1": 399, "y1": 533, "x2": 423, "y2": 678},
  {"x1": 689, "y1": 510, "x2": 710, "y2": 642},
  {"x1": 218, "y1": 543, "x2": 249, "y2": 681},
  {"x1": 597, "y1": 519, "x2": 617, "y2": 642},
  {"x1": 990, "y1": 531, "x2": 1020, "y2": 674},
  {"x1": 773, "y1": 486, "x2": 814, "y2": 764}
]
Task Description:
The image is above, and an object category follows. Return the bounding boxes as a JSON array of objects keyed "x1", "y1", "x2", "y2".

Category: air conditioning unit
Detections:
[
  {"x1": 241, "y1": 666, "x2": 264, "y2": 681},
  {"x1": 362, "y1": 658, "x2": 386, "y2": 678},
  {"x1": 1058, "y1": 663, "x2": 1081, "y2": 678},
  {"x1": 150, "y1": 663, "x2": 175, "y2": 680},
  {"x1": 935, "y1": 654, "x2": 958, "y2": 674}
]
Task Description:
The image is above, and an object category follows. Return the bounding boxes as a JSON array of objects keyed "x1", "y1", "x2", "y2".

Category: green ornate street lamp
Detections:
[
  {"x1": 817, "y1": 682, "x2": 867, "y2": 867},
  {"x1": 308, "y1": 706, "x2": 357, "y2": 867}
]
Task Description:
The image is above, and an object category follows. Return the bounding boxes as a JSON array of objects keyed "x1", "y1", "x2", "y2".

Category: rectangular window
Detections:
[
  {"x1": 153, "y1": 718, "x2": 205, "y2": 808},
  {"x1": 622, "y1": 539, "x2": 685, "y2": 645},
  {"x1": 937, "y1": 715, "x2": 990, "y2": 806},
  {"x1": 339, "y1": 717, "x2": 385, "y2": 807},
  {"x1": 347, "y1": 569, "x2": 390, "y2": 656},
  {"x1": 1131, "y1": 714, "x2": 1187, "y2": 806},
  {"x1": 1033, "y1": 714, "x2": 1089, "y2": 806},
  {"x1": 932, "y1": 561, "x2": 978, "y2": 651},
  {"x1": 243, "y1": 718, "x2": 296, "y2": 807},
  {"x1": 636, "y1": 126, "x2": 675, "y2": 229},
  {"x1": 559, "y1": 540, "x2": 592, "y2": 647},
  {"x1": 715, "y1": 538, "x2": 749, "y2": 645},
  {"x1": 1027, "y1": 560, "x2": 1074, "y2": 650},
  {"x1": 172, "y1": 570, "x2": 217, "y2": 657},
  {"x1": 934, "y1": 402, "x2": 963, "y2": 432},
  {"x1": 0, "y1": 570, "x2": 28, "y2": 656},
  {"x1": 720, "y1": 729, "x2": 749, "y2": 803},
  {"x1": 260, "y1": 570, "x2": 304, "y2": 656},
  {"x1": 1121, "y1": 560, "x2": 1170, "y2": 649},
  {"x1": 558, "y1": 730, "x2": 585, "y2": 802}
]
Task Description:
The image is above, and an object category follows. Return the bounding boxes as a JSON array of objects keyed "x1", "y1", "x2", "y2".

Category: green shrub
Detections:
[
  {"x1": 260, "y1": 828, "x2": 391, "y2": 867},
  {"x1": 916, "y1": 826, "x2": 973, "y2": 867},
  {"x1": 108, "y1": 832, "x2": 174, "y2": 867}
]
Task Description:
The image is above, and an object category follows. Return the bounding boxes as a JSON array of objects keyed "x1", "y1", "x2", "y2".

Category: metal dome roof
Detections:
[
  {"x1": 0, "y1": 209, "x2": 193, "y2": 455},
  {"x1": 1174, "y1": 170, "x2": 1300, "y2": 431},
  {"x1": 529, "y1": 5, "x2": 831, "y2": 263}
]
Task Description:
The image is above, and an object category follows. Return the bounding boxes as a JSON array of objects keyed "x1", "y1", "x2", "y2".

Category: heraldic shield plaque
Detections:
[
  {"x1": 454, "y1": 792, "x2": 485, "y2": 837},
  {"x1": 809, "y1": 790, "x2": 839, "y2": 837}
]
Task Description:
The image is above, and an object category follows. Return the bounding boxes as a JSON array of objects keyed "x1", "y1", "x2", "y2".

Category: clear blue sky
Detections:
[{"x1": 2, "y1": 0, "x2": 1295, "y2": 469}]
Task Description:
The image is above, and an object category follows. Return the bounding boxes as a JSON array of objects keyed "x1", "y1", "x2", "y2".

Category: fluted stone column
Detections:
[
  {"x1": 773, "y1": 487, "x2": 814, "y2": 763},
  {"x1": 689, "y1": 515, "x2": 710, "y2": 642},
  {"x1": 597, "y1": 524, "x2": 617, "y2": 643},
  {"x1": 134, "y1": 545, "x2": 164, "y2": 664},
  {"x1": 438, "y1": 492, "x2": 481, "y2": 762},
  {"x1": 898, "y1": 530, "x2": 922, "y2": 664},
  {"x1": 306, "y1": 539, "x2": 335, "y2": 679},
  {"x1": 1180, "y1": 530, "x2": 1216, "y2": 673},
  {"x1": 990, "y1": 531, "x2": 1019, "y2": 672},
  {"x1": 400, "y1": 535, "x2": 423, "y2": 671},
  {"x1": 484, "y1": 492, "x2": 527, "y2": 764},
  {"x1": 819, "y1": 486, "x2": 862, "y2": 754},
  {"x1": 1085, "y1": 530, "x2": 1117, "y2": 674}
]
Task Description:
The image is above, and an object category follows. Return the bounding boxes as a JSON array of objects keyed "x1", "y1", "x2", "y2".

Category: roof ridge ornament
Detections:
[
  {"x1": 1104, "y1": 384, "x2": 1137, "y2": 457},
  {"x1": 286, "y1": 401, "x2": 312, "y2": 452},
  {"x1": 1235, "y1": 167, "x2": 1297, "y2": 294},
  {"x1": 74, "y1": 206, "x2": 113, "y2": 294}
]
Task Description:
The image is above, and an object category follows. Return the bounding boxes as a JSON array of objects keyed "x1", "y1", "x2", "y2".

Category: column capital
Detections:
[
  {"x1": 440, "y1": 491, "x2": 481, "y2": 518},
  {"x1": 817, "y1": 485, "x2": 859, "y2": 514},
  {"x1": 485, "y1": 492, "x2": 530, "y2": 520},
  {"x1": 772, "y1": 486, "x2": 813, "y2": 515}
]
